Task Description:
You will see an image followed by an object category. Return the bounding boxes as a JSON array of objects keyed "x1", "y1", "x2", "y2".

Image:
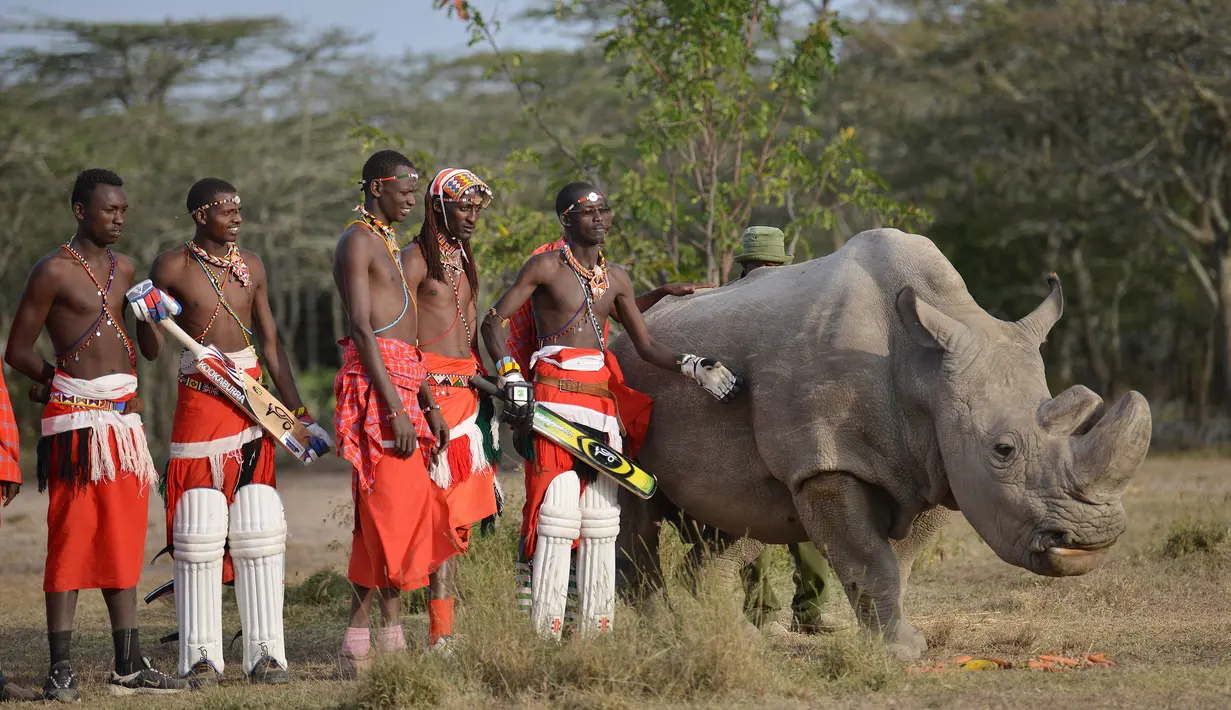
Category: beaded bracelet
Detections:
[
  {"x1": 386, "y1": 409, "x2": 406, "y2": 422},
  {"x1": 486, "y1": 307, "x2": 511, "y2": 327},
  {"x1": 496, "y1": 356, "x2": 520, "y2": 377}
]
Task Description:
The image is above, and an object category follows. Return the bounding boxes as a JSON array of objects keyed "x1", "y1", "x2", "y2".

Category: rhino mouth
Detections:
[
  {"x1": 1046, "y1": 542, "x2": 1114, "y2": 556},
  {"x1": 1033, "y1": 530, "x2": 1118, "y2": 554}
]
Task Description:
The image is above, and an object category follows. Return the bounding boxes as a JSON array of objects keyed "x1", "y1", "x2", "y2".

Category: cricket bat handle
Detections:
[
  {"x1": 157, "y1": 317, "x2": 210, "y2": 360},
  {"x1": 469, "y1": 374, "x2": 503, "y2": 399}
]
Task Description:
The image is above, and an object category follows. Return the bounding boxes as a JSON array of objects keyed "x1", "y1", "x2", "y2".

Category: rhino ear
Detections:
[{"x1": 896, "y1": 286, "x2": 972, "y2": 354}]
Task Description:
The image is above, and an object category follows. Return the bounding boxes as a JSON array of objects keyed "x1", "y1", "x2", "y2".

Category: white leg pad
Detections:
[
  {"x1": 172, "y1": 487, "x2": 228, "y2": 677},
  {"x1": 577, "y1": 475, "x2": 620, "y2": 636},
  {"x1": 531, "y1": 471, "x2": 581, "y2": 640},
  {"x1": 228, "y1": 484, "x2": 288, "y2": 675}
]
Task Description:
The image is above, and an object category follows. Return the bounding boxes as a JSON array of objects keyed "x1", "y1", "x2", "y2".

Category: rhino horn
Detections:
[
  {"x1": 1073, "y1": 391, "x2": 1152, "y2": 495},
  {"x1": 896, "y1": 286, "x2": 973, "y2": 354},
  {"x1": 1037, "y1": 385, "x2": 1103, "y2": 435},
  {"x1": 1016, "y1": 273, "x2": 1064, "y2": 345}
]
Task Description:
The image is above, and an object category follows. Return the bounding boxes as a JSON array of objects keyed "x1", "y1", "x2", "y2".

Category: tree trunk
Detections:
[
  {"x1": 1197, "y1": 319, "x2": 1215, "y2": 426},
  {"x1": 1216, "y1": 241, "x2": 1231, "y2": 417},
  {"x1": 1070, "y1": 245, "x2": 1113, "y2": 394}
]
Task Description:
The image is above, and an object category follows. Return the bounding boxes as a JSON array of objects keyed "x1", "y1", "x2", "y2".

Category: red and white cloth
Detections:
[
  {"x1": 334, "y1": 336, "x2": 433, "y2": 497},
  {"x1": 41, "y1": 372, "x2": 157, "y2": 488},
  {"x1": 38, "y1": 372, "x2": 155, "y2": 592},
  {"x1": 169, "y1": 348, "x2": 266, "y2": 489},
  {"x1": 519, "y1": 345, "x2": 652, "y2": 560}
]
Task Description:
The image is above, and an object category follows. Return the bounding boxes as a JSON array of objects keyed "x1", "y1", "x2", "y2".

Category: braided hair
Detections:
[{"x1": 416, "y1": 188, "x2": 480, "y2": 296}]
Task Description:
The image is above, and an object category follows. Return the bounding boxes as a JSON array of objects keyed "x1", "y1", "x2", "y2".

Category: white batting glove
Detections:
[
  {"x1": 296, "y1": 414, "x2": 334, "y2": 464},
  {"x1": 125, "y1": 279, "x2": 181, "y2": 323},
  {"x1": 678, "y1": 354, "x2": 744, "y2": 402},
  {"x1": 305, "y1": 420, "x2": 335, "y2": 449}
]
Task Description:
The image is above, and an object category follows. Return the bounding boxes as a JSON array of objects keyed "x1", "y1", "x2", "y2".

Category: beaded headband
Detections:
[
  {"x1": 183, "y1": 194, "x2": 241, "y2": 218},
  {"x1": 560, "y1": 190, "x2": 608, "y2": 215},
  {"x1": 430, "y1": 168, "x2": 492, "y2": 209},
  {"x1": 357, "y1": 171, "x2": 420, "y2": 190}
]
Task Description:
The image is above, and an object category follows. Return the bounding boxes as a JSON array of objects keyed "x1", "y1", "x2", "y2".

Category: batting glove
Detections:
[
  {"x1": 298, "y1": 413, "x2": 334, "y2": 463},
  {"x1": 678, "y1": 354, "x2": 743, "y2": 402},
  {"x1": 498, "y1": 372, "x2": 535, "y2": 432},
  {"x1": 125, "y1": 280, "x2": 181, "y2": 324}
]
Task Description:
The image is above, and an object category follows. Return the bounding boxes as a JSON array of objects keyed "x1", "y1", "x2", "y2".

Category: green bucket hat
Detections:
[{"x1": 733, "y1": 226, "x2": 793, "y2": 264}]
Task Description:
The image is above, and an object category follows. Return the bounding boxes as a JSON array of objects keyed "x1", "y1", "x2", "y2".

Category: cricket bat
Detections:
[
  {"x1": 158, "y1": 317, "x2": 313, "y2": 461},
  {"x1": 470, "y1": 375, "x2": 657, "y2": 499}
]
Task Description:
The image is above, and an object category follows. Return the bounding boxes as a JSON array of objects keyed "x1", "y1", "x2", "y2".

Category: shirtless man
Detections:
[
  {"x1": 333, "y1": 150, "x2": 450, "y2": 670},
  {"x1": 401, "y1": 168, "x2": 503, "y2": 652},
  {"x1": 481, "y1": 181, "x2": 743, "y2": 639},
  {"x1": 132, "y1": 177, "x2": 331, "y2": 685},
  {"x1": 4, "y1": 168, "x2": 186, "y2": 700}
]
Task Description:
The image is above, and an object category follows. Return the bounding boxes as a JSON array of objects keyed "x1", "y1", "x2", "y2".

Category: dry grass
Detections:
[{"x1": 2, "y1": 458, "x2": 1231, "y2": 708}]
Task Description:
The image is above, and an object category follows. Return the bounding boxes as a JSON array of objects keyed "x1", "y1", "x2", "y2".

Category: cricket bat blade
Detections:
[
  {"x1": 156, "y1": 317, "x2": 314, "y2": 461},
  {"x1": 470, "y1": 375, "x2": 657, "y2": 499}
]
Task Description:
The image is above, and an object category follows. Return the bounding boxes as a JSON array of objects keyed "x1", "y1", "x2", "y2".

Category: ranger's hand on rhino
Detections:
[{"x1": 677, "y1": 354, "x2": 742, "y2": 401}]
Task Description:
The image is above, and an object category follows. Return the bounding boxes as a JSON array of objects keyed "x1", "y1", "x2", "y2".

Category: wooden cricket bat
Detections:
[
  {"x1": 158, "y1": 317, "x2": 313, "y2": 461},
  {"x1": 470, "y1": 375, "x2": 657, "y2": 499}
]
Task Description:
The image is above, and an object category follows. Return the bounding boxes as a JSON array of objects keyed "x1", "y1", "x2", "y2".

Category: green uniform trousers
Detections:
[{"x1": 740, "y1": 541, "x2": 835, "y2": 627}]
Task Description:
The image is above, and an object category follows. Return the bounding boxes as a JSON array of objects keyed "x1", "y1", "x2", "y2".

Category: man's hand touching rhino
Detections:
[{"x1": 677, "y1": 354, "x2": 743, "y2": 401}]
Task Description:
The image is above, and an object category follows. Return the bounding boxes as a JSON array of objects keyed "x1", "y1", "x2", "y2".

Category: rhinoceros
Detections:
[{"x1": 609, "y1": 228, "x2": 1152, "y2": 660}]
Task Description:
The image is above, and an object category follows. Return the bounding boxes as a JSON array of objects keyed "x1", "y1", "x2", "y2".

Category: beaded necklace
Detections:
[
  {"x1": 353, "y1": 205, "x2": 414, "y2": 337},
  {"x1": 437, "y1": 233, "x2": 471, "y2": 346},
  {"x1": 560, "y1": 240, "x2": 609, "y2": 301},
  {"x1": 186, "y1": 241, "x2": 258, "y2": 365},
  {"x1": 559, "y1": 241, "x2": 607, "y2": 351},
  {"x1": 56, "y1": 242, "x2": 136, "y2": 370},
  {"x1": 356, "y1": 206, "x2": 406, "y2": 281},
  {"x1": 187, "y1": 240, "x2": 250, "y2": 287}
]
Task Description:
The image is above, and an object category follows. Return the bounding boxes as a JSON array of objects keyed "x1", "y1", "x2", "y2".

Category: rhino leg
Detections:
[
  {"x1": 796, "y1": 472, "x2": 927, "y2": 662},
  {"x1": 888, "y1": 506, "x2": 953, "y2": 608},
  {"x1": 686, "y1": 530, "x2": 765, "y2": 637}
]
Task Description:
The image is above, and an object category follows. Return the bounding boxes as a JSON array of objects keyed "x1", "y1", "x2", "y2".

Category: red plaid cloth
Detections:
[
  {"x1": 505, "y1": 237, "x2": 612, "y2": 373},
  {"x1": 334, "y1": 336, "x2": 433, "y2": 496},
  {"x1": 0, "y1": 368, "x2": 19, "y2": 484}
]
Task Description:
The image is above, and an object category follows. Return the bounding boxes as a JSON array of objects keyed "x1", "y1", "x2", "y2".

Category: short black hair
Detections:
[
  {"x1": 186, "y1": 177, "x2": 238, "y2": 213},
  {"x1": 555, "y1": 181, "x2": 602, "y2": 216},
  {"x1": 361, "y1": 150, "x2": 416, "y2": 195},
  {"x1": 71, "y1": 168, "x2": 124, "y2": 208}
]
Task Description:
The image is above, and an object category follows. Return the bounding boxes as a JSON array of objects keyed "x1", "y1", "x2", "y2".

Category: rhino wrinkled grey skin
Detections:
[{"x1": 610, "y1": 228, "x2": 1152, "y2": 661}]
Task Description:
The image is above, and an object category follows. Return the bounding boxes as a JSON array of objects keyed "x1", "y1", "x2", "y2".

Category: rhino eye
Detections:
[{"x1": 993, "y1": 443, "x2": 1015, "y2": 459}]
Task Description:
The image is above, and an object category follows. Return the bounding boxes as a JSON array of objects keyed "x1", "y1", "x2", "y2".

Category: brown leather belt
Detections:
[
  {"x1": 534, "y1": 375, "x2": 625, "y2": 436},
  {"x1": 534, "y1": 375, "x2": 614, "y2": 400}
]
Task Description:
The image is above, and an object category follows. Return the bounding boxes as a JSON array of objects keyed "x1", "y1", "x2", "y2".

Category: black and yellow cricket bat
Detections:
[
  {"x1": 158, "y1": 317, "x2": 314, "y2": 461},
  {"x1": 470, "y1": 375, "x2": 657, "y2": 499}
]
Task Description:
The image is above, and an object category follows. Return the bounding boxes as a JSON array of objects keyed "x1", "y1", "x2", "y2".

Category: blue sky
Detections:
[
  {"x1": 0, "y1": 0, "x2": 577, "y2": 58},
  {"x1": 1, "y1": 0, "x2": 875, "y2": 57}
]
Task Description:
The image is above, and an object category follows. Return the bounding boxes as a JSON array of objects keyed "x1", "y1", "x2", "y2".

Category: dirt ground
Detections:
[{"x1": 1, "y1": 456, "x2": 1230, "y2": 708}]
